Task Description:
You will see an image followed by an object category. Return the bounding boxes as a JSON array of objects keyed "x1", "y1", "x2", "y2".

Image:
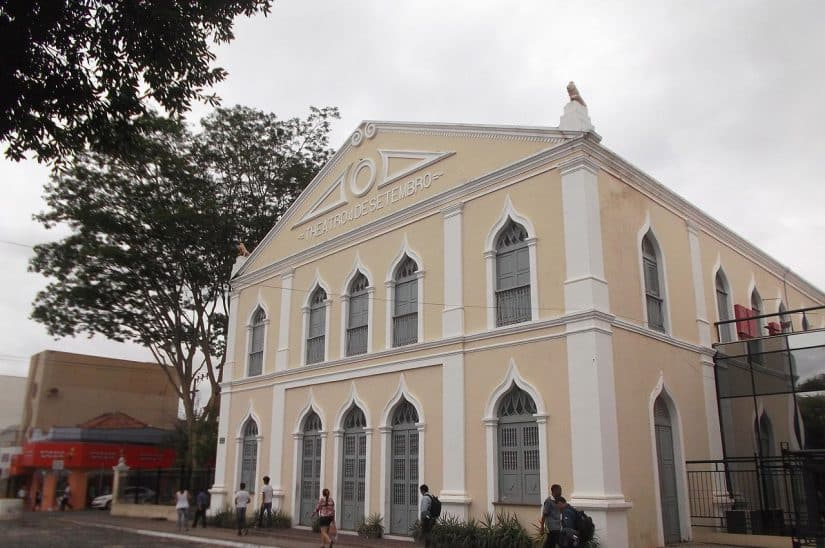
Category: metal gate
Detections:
[
  {"x1": 299, "y1": 411, "x2": 322, "y2": 526},
  {"x1": 341, "y1": 406, "x2": 367, "y2": 530},
  {"x1": 390, "y1": 399, "x2": 419, "y2": 536}
]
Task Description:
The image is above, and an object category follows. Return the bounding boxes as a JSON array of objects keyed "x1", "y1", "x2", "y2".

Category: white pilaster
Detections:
[
  {"x1": 440, "y1": 354, "x2": 470, "y2": 517},
  {"x1": 561, "y1": 156, "x2": 630, "y2": 548},
  {"x1": 276, "y1": 270, "x2": 294, "y2": 371},
  {"x1": 561, "y1": 158, "x2": 609, "y2": 313},
  {"x1": 442, "y1": 204, "x2": 465, "y2": 338},
  {"x1": 364, "y1": 429, "x2": 373, "y2": 515},
  {"x1": 209, "y1": 387, "x2": 232, "y2": 514},
  {"x1": 225, "y1": 292, "x2": 240, "y2": 377},
  {"x1": 378, "y1": 425, "x2": 391, "y2": 521},
  {"x1": 687, "y1": 222, "x2": 724, "y2": 460},
  {"x1": 269, "y1": 385, "x2": 286, "y2": 509}
]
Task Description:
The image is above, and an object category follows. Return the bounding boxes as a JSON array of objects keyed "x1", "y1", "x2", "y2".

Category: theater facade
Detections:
[{"x1": 209, "y1": 92, "x2": 825, "y2": 547}]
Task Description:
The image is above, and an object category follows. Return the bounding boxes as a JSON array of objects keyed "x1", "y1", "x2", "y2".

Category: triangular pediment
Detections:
[{"x1": 238, "y1": 120, "x2": 576, "y2": 276}]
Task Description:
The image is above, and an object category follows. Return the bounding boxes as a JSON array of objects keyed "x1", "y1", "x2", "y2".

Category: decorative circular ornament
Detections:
[
  {"x1": 349, "y1": 158, "x2": 376, "y2": 198},
  {"x1": 364, "y1": 123, "x2": 377, "y2": 139},
  {"x1": 350, "y1": 129, "x2": 364, "y2": 147}
]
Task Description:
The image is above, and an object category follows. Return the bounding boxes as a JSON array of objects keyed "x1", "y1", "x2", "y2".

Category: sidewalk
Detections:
[{"x1": 63, "y1": 510, "x2": 416, "y2": 548}]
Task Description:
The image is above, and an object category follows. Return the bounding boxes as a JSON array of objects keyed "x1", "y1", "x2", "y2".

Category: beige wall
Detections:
[
  {"x1": 218, "y1": 124, "x2": 825, "y2": 547},
  {"x1": 0, "y1": 375, "x2": 26, "y2": 431},
  {"x1": 21, "y1": 350, "x2": 179, "y2": 435}
]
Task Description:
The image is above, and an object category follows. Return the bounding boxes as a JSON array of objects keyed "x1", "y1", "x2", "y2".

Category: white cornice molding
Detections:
[
  {"x1": 578, "y1": 140, "x2": 825, "y2": 303},
  {"x1": 235, "y1": 128, "x2": 824, "y2": 304},
  {"x1": 232, "y1": 138, "x2": 586, "y2": 290},
  {"x1": 233, "y1": 121, "x2": 583, "y2": 279}
]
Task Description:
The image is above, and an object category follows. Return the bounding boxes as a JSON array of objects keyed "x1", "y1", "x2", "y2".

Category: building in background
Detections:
[
  {"x1": 0, "y1": 374, "x2": 26, "y2": 495},
  {"x1": 7, "y1": 350, "x2": 179, "y2": 509},
  {"x1": 209, "y1": 90, "x2": 825, "y2": 548}
]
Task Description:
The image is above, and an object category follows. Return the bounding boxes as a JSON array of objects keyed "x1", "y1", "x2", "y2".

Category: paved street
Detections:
[{"x1": 0, "y1": 510, "x2": 750, "y2": 548}]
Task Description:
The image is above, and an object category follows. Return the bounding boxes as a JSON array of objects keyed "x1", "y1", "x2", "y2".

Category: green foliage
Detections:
[
  {"x1": 798, "y1": 393, "x2": 825, "y2": 449},
  {"x1": 29, "y1": 105, "x2": 338, "y2": 468},
  {"x1": 411, "y1": 511, "x2": 538, "y2": 548},
  {"x1": 1, "y1": 1, "x2": 273, "y2": 162},
  {"x1": 798, "y1": 373, "x2": 825, "y2": 392},
  {"x1": 357, "y1": 513, "x2": 384, "y2": 538},
  {"x1": 207, "y1": 505, "x2": 249, "y2": 528},
  {"x1": 253, "y1": 508, "x2": 291, "y2": 529}
]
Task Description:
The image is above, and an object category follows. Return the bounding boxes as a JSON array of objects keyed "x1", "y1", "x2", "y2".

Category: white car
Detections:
[{"x1": 91, "y1": 487, "x2": 155, "y2": 509}]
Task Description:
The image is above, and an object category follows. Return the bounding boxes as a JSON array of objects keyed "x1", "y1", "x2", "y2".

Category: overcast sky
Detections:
[{"x1": 2, "y1": 0, "x2": 824, "y2": 378}]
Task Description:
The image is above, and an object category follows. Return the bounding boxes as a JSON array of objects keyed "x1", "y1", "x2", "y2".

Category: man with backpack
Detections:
[
  {"x1": 418, "y1": 484, "x2": 441, "y2": 548},
  {"x1": 539, "y1": 484, "x2": 568, "y2": 547}
]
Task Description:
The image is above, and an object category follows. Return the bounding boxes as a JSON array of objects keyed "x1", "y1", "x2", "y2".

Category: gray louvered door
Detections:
[
  {"x1": 341, "y1": 431, "x2": 366, "y2": 530},
  {"x1": 390, "y1": 428, "x2": 418, "y2": 535},
  {"x1": 655, "y1": 400, "x2": 681, "y2": 543},
  {"x1": 299, "y1": 434, "x2": 322, "y2": 525}
]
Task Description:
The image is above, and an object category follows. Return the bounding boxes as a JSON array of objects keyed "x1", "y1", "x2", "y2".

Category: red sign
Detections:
[{"x1": 16, "y1": 441, "x2": 175, "y2": 470}]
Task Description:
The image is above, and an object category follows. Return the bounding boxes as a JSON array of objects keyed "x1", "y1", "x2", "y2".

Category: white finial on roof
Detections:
[{"x1": 559, "y1": 81, "x2": 595, "y2": 133}]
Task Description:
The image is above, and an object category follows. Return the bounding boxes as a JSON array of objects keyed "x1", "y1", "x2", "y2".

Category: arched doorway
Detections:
[
  {"x1": 340, "y1": 405, "x2": 367, "y2": 530},
  {"x1": 654, "y1": 397, "x2": 681, "y2": 544},
  {"x1": 389, "y1": 398, "x2": 419, "y2": 535},
  {"x1": 299, "y1": 411, "x2": 322, "y2": 526}
]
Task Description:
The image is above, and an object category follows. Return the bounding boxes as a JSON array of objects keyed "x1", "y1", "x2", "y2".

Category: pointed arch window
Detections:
[
  {"x1": 495, "y1": 219, "x2": 531, "y2": 326},
  {"x1": 307, "y1": 288, "x2": 327, "y2": 365},
  {"x1": 299, "y1": 410, "x2": 322, "y2": 525},
  {"x1": 748, "y1": 289, "x2": 765, "y2": 362},
  {"x1": 642, "y1": 233, "x2": 665, "y2": 332},
  {"x1": 347, "y1": 273, "x2": 369, "y2": 356},
  {"x1": 496, "y1": 385, "x2": 539, "y2": 504},
  {"x1": 779, "y1": 302, "x2": 792, "y2": 333},
  {"x1": 715, "y1": 270, "x2": 733, "y2": 342},
  {"x1": 393, "y1": 257, "x2": 418, "y2": 347},
  {"x1": 241, "y1": 418, "x2": 259, "y2": 491},
  {"x1": 248, "y1": 307, "x2": 266, "y2": 376}
]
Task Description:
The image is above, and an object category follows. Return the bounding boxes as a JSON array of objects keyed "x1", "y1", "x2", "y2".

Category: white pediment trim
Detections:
[{"x1": 334, "y1": 382, "x2": 373, "y2": 429}]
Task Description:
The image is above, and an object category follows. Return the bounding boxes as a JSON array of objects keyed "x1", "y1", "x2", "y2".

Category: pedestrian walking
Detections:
[
  {"x1": 234, "y1": 482, "x2": 251, "y2": 536},
  {"x1": 175, "y1": 487, "x2": 190, "y2": 531},
  {"x1": 313, "y1": 488, "x2": 336, "y2": 548},
  {"x1": 257, "y1": 475, "x2": 274, "y2": 527},
  {"x1": 33, "y1": 490, "x2": 42, "y2": 512},
  {"x1": 192, "y1": 489, "x2": 209, "y2": 528},
  {"x1": 59, "y1": 485, "x2": 73, "y2": 511}
]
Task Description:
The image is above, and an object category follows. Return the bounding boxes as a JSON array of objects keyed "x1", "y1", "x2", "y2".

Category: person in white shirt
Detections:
[
  {"x1": 234, "y1": 482, "x2": 251, "y2": 536},
  {"x1": 257, "y1": 475, "x2": 274, "y2": 527},
  {"x1": 175, "y1": 488, "x2": 190, "y2": 531}
]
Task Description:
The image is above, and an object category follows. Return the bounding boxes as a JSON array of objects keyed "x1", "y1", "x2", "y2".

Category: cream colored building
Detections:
[{"x1": 210, "y1": 93, "x2": 825, "y2": 547}]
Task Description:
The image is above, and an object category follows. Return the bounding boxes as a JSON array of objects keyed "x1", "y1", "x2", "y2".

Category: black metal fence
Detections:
[
  {"x1": 117, "y1": 467, "x2": 214, "y2": 506},
  {"x1": 687, "y1": 453, "x2": 825, "y2": 543}
]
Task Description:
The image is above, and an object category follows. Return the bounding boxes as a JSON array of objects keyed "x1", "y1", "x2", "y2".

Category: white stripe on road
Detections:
[{"x1": 67, "y1": 520, "x2": 277, "y2": 548}]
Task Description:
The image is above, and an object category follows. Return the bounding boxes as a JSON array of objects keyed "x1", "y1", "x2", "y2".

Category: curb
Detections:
[{"x1": 67, "y1": 520, "x2": 278, "y2": 548}]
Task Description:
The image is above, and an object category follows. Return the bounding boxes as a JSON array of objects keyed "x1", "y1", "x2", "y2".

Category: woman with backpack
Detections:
[{"x1": 313, "y1": 488, "x2": 336, "y2": 548}]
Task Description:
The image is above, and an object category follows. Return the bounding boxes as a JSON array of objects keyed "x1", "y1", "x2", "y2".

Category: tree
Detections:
[
  {"x1": 0, "y1": 0, "x2": 272, "y2": 162},
  {"x1": 30, "y1": 105, "x2": 338, "y2": 469}
]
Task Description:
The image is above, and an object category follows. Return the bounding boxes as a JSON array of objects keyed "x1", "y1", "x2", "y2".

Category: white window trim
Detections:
[
  {"x1": 290, "y1": 393, "x2": 327, "y2": 523},
  {"x1": 711, "y1": 263, "x2": 735, "y2": 342},
  {"x1": 244, "y1": 301, "x2": 270, "y2": 378},
  {"x1": 340, "y1": 259, "x2": 375, "y2": 358},
  {"x1": 637, "y1": 221, "x2": 672, "y2": 334},
  {"x1": 301, "y1": 273, "x2": 332, "y2": 367},
  {"x1": 484, "y1": 195, "x2": 539, "y2": 330},
  {"x1": 750, "y1": 286, "x2": 765, "y2": 338},
  {"x1": 385, "y1": 239, "x2": 425, "y2": 349},
  {"x1": 482, "y1": 359, "x2": 548, "y2": 513},
  {"x1": 378, "y1": 374, "x2": 426, "y2": 526},
  {"x1": 648, "y1": 376, "x2": 691, "y2": 545}
]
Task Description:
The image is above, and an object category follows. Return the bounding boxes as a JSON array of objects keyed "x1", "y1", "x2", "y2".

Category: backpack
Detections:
[
  {"x1": 574, "y1": 510, "x2": 595, "y2": 542},
  {"x1": 426, "y1": 494, "x2": 442, "y2": 519},
  {"x1": 560, "y1": 507, "x2": 595, "y2": 545}
]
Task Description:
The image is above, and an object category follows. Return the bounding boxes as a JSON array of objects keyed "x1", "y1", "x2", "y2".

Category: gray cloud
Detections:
[{"x1": 2, "y1": 0, "x2": 823, "y2": 376}]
